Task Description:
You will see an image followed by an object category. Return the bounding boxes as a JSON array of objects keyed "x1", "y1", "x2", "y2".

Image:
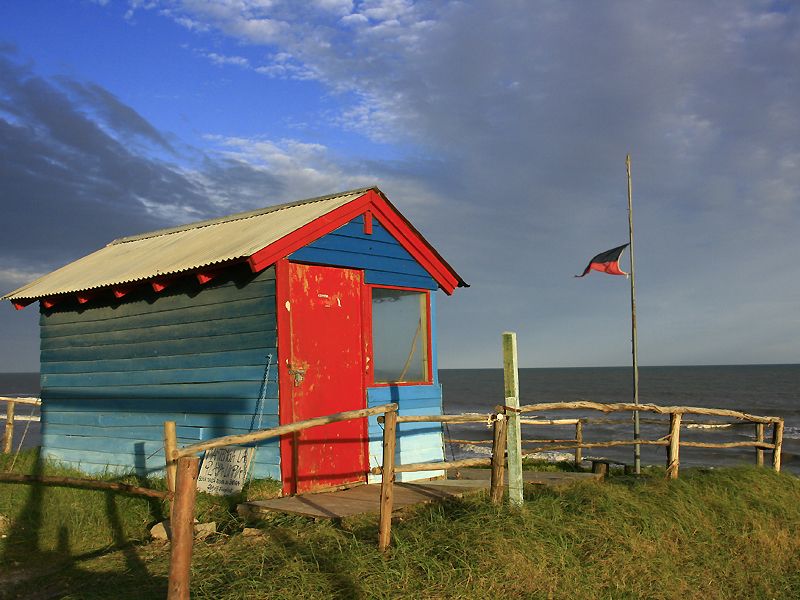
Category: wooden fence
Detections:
[
  {"x1": 445, "y1": 403, "x2": 784, "y2": 475},
  {"x1": 1, "y1": 396, "x2": 41, "y2": 455},
  {"x1": 163, "y1": 403, "x2": 400, "y2": 600}
]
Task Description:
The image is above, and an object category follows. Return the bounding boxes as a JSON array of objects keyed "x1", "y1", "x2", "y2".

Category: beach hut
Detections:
[{"x1": 3, "y1": 187, "x2": 466, "y2": 494}]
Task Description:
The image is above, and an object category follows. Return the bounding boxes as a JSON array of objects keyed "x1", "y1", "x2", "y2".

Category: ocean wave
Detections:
[
  {"x1": 783, "y1": 426, "x2": 800, "y2": 440},
  {"x1": 448, "y1": 442, "x2": 574, "y2": 463}
]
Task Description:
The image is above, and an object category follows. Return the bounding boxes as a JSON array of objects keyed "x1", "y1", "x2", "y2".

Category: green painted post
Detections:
[{"x1": 502, "y1": 332, "x2": 524, "y2": 506}]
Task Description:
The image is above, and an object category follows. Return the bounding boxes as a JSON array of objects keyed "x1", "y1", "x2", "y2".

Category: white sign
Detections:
[{"x1": 197, "y1": 446, "x2": 254, "y2": 496}]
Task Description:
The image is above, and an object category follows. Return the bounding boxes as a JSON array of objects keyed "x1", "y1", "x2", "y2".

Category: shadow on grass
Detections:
[{"x1": 1, "y1": 448, "x2": 167, "y2": 599}]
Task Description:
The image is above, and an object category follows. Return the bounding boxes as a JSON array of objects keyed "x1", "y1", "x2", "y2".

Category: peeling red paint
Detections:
[{"x1": 278, "y1": 261, "x2": 368, "y2": 495}]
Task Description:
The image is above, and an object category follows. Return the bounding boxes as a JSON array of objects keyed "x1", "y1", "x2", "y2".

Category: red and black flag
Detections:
[{"x1": 576, "y1": 244, "x2": 629, "y2": 277}]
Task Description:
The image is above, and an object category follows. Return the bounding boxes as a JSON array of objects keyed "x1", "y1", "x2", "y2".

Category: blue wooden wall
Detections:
[
  {"x1": 37, "y1": 214, "x2": 446, "y2": 484},
  {"x1": 39, "y1": 265, "x2": 280, "y2": 479},
  {"x1": 292, "y1": 216, "x2": 445, "y2": 482}
]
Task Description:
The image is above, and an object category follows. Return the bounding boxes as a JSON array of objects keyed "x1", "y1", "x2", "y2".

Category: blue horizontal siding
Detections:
[
  {"x1": 41, "y1": 446, "x2": 281, "y2": 480},
  {"x1": 40, "y1": 265, "x2": 281, "y2": 481},
  {"x1": 42, "y1": 365, "x2": 269, "y2": 388},
  {"x1": 366, "y1": 384, "x2": 444, "y2": 483},
  {"x1": 363, "y1": 271, "x2": 437, "y2": 290},
  {"x1": 42, "y1": 381, "x2": 275, "y2": 399},
  {"x1": 290, "y1": 217, "x2": 438, "y2": 291},
  {"x1": 41, "y1": 331, "x2": 276, "y2": 363},
  {"x1": 42, "y1": 348, "x2": 276, "y2": 375},
  {"x1": 41, "y1": 314, "x2": 273, "y2": 350}
]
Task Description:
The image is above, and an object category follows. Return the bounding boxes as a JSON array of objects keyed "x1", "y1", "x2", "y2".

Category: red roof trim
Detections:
[
  {"x1": 112, "y1": 285, "x2": 134, "y2": 299},
  {"x1": 248, "y1": 189, "x2": 464, "y2": 294},
  {"x1": 12, "y1": 299, "x2": 34, "y2": 311},
  {"x1": 76, "y1": 291, "x2": 95, "y2": 304},
  {"x1": 151, "y1": 278, "x2": 173, "y2": 293}
]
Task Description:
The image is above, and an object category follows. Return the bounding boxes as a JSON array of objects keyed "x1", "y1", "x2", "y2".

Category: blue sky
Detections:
[{"x1": 1, "y1": 1, "x2": 799, "y2": 371}]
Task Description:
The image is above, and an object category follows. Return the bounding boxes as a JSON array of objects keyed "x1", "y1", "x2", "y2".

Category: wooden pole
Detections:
[
  {"x1": 502, "y1": 332, "x2": 523, "y2": 506},
  {"x1": 666, "y1": 413, "x2": 681, "y2": 479},
  {"x1": 490, "y1": 413, "x2": 508, "y2": 504},
  {"x1": 3, "y1": 400, "x2": 14, "y2": 454},
  {"x1": 378, "y1": 408, "x2": 398, "y2": 553},
  {"x1": 755, "y1": 423, "x2": 765, "y2": 467},
  {"x1": 772, "y1": 420, "x2": 784, "y2": 473},
  {"x1": 626, "y1": 154, "x2": 641, "y2": 475},
  {"x1": 163, "y1": 421, "x2": 178, "y2": 493},
  {"x1": 574, "y1": 420, "x2": 583, "y2": 465},
  {"x1": 167, "y1": 456, "x2": 200, "y2": 600}
]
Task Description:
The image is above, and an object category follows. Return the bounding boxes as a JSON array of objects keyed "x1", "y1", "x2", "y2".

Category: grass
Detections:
[{"x1": 2, "y1": 450, "x2": 800, "y2": 599}]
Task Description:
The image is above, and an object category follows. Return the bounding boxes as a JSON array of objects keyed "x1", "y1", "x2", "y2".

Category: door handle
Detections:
[{"x1": 288, "y1": 367, "x2": 306, "y2": 386}]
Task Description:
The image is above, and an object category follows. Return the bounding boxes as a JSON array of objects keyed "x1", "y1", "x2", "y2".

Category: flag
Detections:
[{"x1": 575, "y1": 244, "x2": 629, "y2": 277}]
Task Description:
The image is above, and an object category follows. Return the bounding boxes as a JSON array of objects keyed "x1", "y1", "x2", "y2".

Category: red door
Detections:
[{"x1": 277, "y1": 261, "x2": 368, "y2": 495}]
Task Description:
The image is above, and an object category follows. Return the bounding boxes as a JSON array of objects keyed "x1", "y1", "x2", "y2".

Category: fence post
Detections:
[
  {"x1": 3, "y1": 401, "x2": 15, "y2": 455},
  {"x1": 163, "y1": 421, "x2": 178, "y2": 493},
  {"x1": 666, "y1": 413, "x2": 681, "y2": 479},
  {"x1": 772, "y1": 420, "x2": 784, "y2": 473},
  {"x1": 378, "y1": 408, "x2": 397, "y2": 552},
  {"x1": 490, "y1": 412, "x2": 508, "y2": 504},
  {"x1": 502, "y1": 332, "x2": 523, "y2": 506},
  {"x1": 755, "y1": 423, "x2": 764, "y2": 467},
  {"x1": 574, "y1": 420, "x2": 583, "y2": 465},
  {"x1": 167, "y1": 455, "x2": 200, "y2": 600}
]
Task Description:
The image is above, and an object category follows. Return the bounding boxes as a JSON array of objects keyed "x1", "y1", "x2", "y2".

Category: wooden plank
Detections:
[
  {"x1": 367, "y1": 384, "x2": 443, "y2": 403},
  {"x1": 42, "y1": 381, "x2": 267, "y2": 400},
  {"x1": 41, "y1": 348, "x2": 276, "y2": 375},
  {"x1": 41, "y1": 296, "x2": 276, "y2": 339},
  {"x1": 41, "y1": 314, "x2": 273, "y2": 350},
  {"x1": 327, "y1": 218, "x2": 400, "y2": 245},
  {"x1": 41, "y1": 331, "x2": 276, "y2": 362},
  {"x1": 289, "y1": 247, "x2": 430, "y2": 278},
  {"x1": 302, "y1": 231, "x2": 417, "y2": 260},
  {"x1": 45, "y1": 409, "x2": 278, "y2": 429},
  {"x1": 43, "y1": 395, "x2": 273, "y2": 413},
  {"x1": 363, "y1": 271, "x2": 438, "y2": 290},
  {"x1": 42, "y1": 365, "x2": 269, "y2": 388},
  {"x1": 502, "y1": 332, "x2": 524, "y2": 506},
  {"x1": 43, "y1": 423, "x2": 283, "y2": 447}
]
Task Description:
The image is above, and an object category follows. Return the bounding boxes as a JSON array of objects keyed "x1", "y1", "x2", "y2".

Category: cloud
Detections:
[
  {"x1": 204, "y1": 52, "x2": 250, "y2": 67},
  {"x1": 6, "y1": 2, "x2": 800, "y2": 368}
]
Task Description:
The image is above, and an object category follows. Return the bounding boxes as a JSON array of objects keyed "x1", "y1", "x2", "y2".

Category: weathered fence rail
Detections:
[
  {"x1": 164, "y1": 402, "x2": 400, "y2": 599},
  {"x1": 1, "y1": 396, "x2": 41, "y2": 455}
]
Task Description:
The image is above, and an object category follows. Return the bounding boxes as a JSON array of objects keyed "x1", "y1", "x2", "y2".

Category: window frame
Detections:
[{"x1": 363, "y1": 283, "x2": 433, "y2": 387}]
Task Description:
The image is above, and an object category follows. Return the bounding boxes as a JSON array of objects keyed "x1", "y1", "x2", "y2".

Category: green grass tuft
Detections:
[{"x1": 2, "y1": 450, "x2": 799, "y2": 599}]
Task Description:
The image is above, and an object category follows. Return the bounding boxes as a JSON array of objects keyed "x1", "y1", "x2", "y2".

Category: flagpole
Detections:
[{"x1": 626, "y1": 154, "x2": 641, "y2": 475}]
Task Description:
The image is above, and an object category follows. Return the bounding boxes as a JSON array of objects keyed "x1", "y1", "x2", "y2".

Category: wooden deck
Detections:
[{"x1": 238, "y1": 470, "x2": 602, "y2": 520}]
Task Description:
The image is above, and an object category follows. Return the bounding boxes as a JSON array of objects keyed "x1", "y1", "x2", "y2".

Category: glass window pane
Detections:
[{"x1": 372, "y1": 288, "x2": 429, "y2": 383}]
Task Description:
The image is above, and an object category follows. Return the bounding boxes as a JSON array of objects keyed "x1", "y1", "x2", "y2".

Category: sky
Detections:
[{"x1": 1, "y1": 0, "x2": 799, "y2": 371}]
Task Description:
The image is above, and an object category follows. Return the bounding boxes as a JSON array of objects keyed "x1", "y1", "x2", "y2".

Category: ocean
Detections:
[{"x1": 2, "y1": 365, "x2": 798, "y2": 473}]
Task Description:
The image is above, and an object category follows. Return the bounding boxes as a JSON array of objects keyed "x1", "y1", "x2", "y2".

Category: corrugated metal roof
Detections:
[{"x1": 3, "y1": 188, "x2": 372, "y2": 301}]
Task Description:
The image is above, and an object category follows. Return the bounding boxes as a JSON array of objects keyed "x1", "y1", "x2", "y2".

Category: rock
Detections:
[
  {"x1": 242, "y1": 527, "x2": 262, "y2": 537},
  {"x1": 150, "y1": 520, "x2": 171, "y2": 541},
  {"x1": 149, "y1": 519, "x2": 217, "y2": 541},
  {"x1": 193, "y1": 521, "x2": 217, "y2": 540}
]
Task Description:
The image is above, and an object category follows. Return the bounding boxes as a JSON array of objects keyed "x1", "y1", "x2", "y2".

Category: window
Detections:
[{"x1": 371, "y1": 287, "x2": 430, "y2": 384}]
